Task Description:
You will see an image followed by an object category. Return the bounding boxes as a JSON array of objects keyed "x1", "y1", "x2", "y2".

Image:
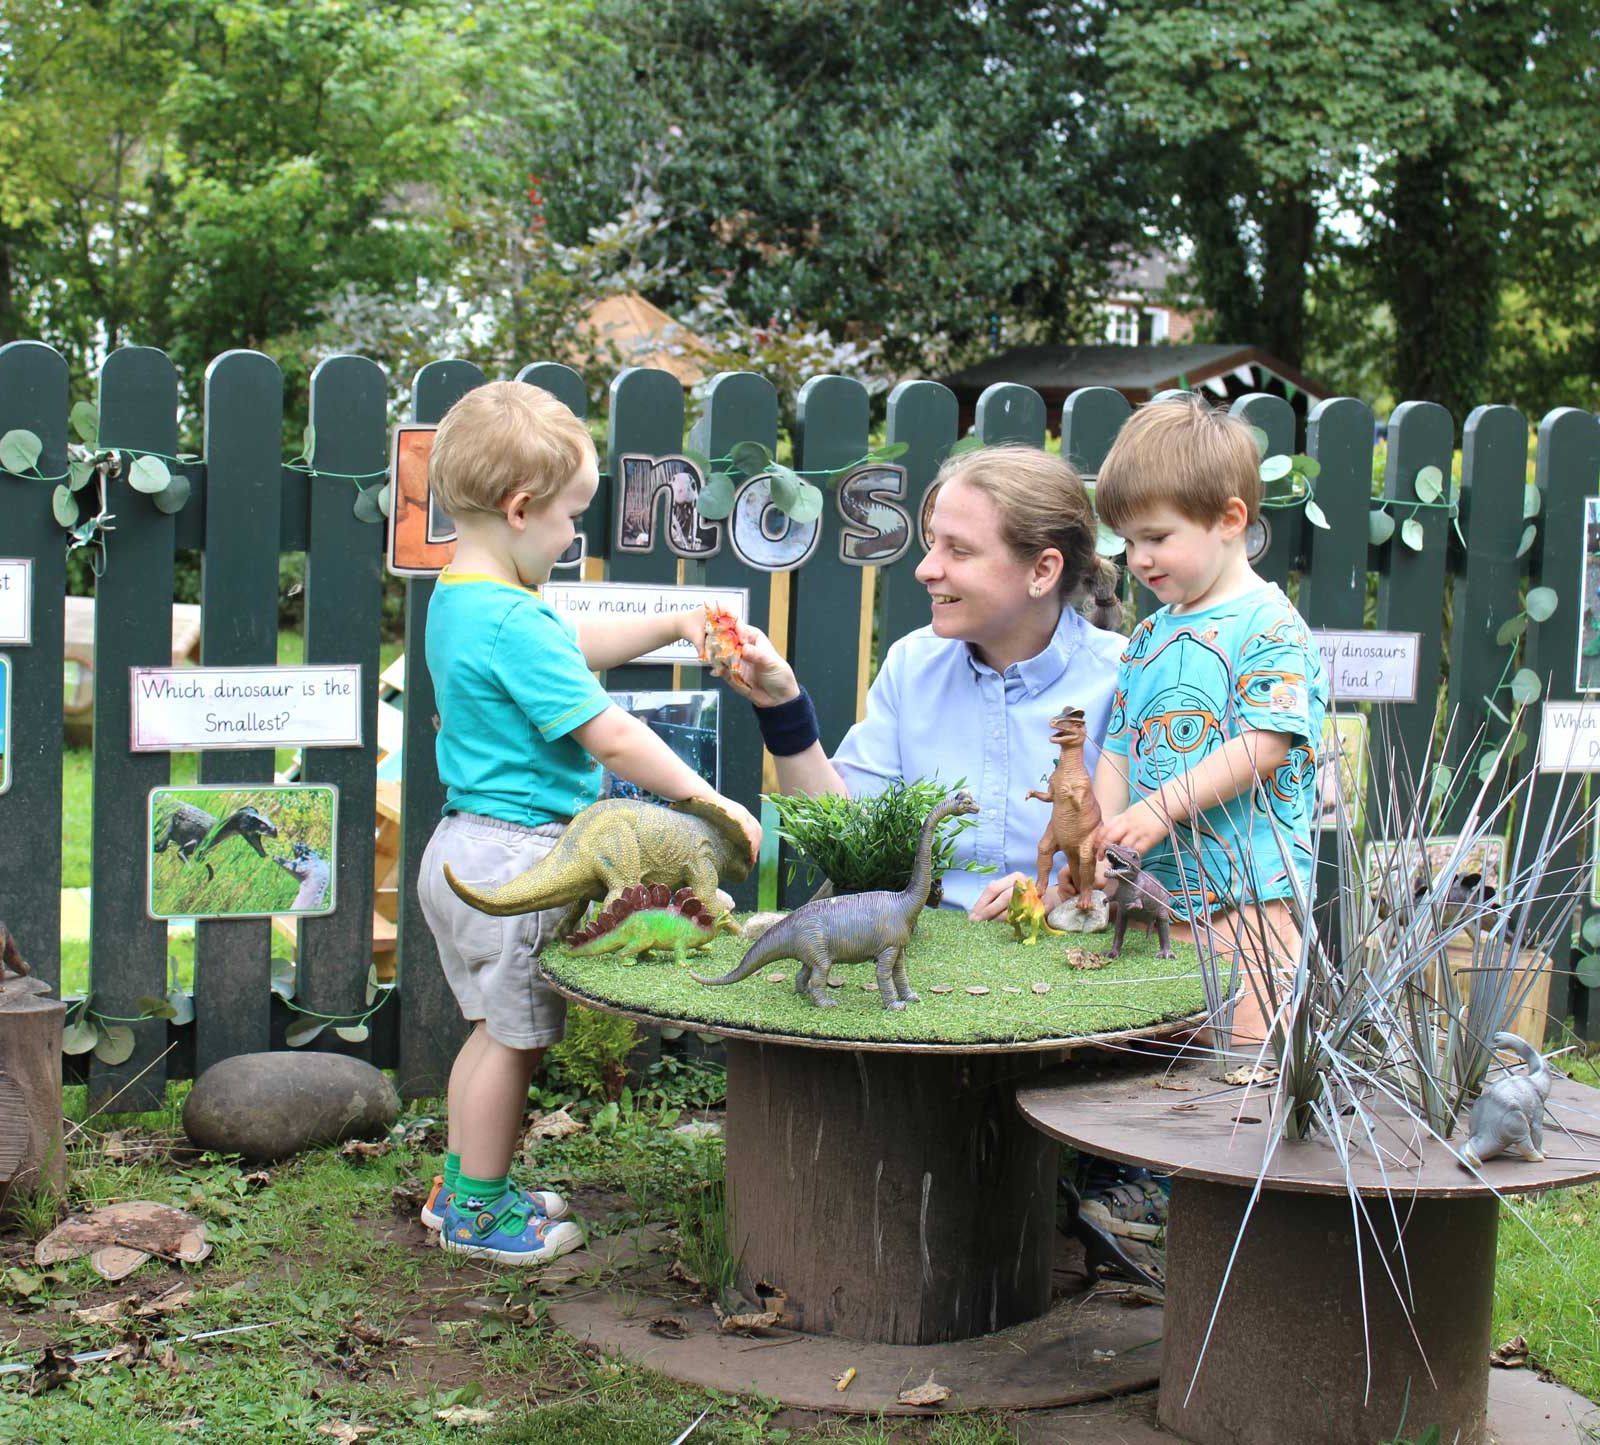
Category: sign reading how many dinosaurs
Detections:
[{"x1": 129, "y1": 664, "x2": 364, "y2": 752}]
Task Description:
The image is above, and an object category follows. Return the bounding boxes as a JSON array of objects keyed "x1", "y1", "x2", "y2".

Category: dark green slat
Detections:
[
  {"x1": 1368, "y1": 402, "x2": 1455, "y2": 824},
  {"x1": 1440, "y1": 406, "x2": 1529, "y2": 834},
  {"x1": 974, "y1": 384, "x2": 1045, "y2": 448},
  {"x1": 1522, "y1": 408, "x2": 1600, "y2": 1040},
  {"x1": 604, "y1": 368, "x2": 689, "y2": 694},
  {"x1": 396, "y1": 360, "x2": 482, "y2": 1097},
  {"x1": 881, "y1": 380, "x2": 957, "y2": 654},
  {"x1": 519, "y1": 362, "x2": 605, "y2": 563},
  {"x1": 85, "y1": 348, "x2": 179, "y2": 1109},
  {"x1": 192, "y1": 352, "x2": 285, "y2": 1079},
  {"x1": 1232, "y1": 394, "x2": 1298, "y2": 593},
  {"x1": 0, "y1": 342, "x2": 68, "y2": 991},
  {"x1": 1059, "y1": 387, "x2": 1131, "y2": 481},
  {"x1": 690, "y1": 372, "x2": 779, "y2": 909},
  {"x1": 297, "y1": 355, "x2": 389, "y2": 1033},
  {"x1": 1302, "y1": 398, "x2": 1375, "y2": 629}
]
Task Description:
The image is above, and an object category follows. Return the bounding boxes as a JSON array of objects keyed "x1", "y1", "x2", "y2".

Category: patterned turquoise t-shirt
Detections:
[
  {"x1": 1103, "y1": 583, "x2": 1328, "y2": 919},
  {"x1": 426, "y1": 572, "x2": 611, "y2": 827}
]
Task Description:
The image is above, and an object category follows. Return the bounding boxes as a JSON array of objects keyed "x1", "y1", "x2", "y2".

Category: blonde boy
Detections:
[
  {"x1": 1092, "y1": 396, "x2": 1327, "y2": 1046},
  {"x1": 416, "y1": 380, "x2": 760, "y2": 1264}
]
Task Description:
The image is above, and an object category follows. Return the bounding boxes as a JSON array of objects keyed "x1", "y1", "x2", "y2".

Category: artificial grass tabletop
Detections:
[{"x1": 541, "y1": 906, "x2": 1208, "y2": 1046}]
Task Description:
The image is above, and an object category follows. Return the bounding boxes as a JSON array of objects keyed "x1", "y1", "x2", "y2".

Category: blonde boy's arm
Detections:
[
  {"x1": 574, "y1": 609, "x2": 704, "y2": 672},
  {"x1": 571, "y1": 705, "x2": 761, "y2": 861}
]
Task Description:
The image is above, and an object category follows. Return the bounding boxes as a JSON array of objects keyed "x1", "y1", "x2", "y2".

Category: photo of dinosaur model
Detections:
[
  {"x1": 1102, "y1": 842, "x2": 1176, "y2": 960},
  {"x1": 1025, "y1": 707, "x2": 1102, "y2": 910},
  {"x1": 1460, "y1": 1032, "x2": 1553, "y2": 1168},
  {"x1": 153, "y1": 802, "x2": 279, "y2": 880},
  {"x1": 1007, "y1": 877, "x2": 1062, "y2": 946},
  {"x1": 564, "y1": 883, "x2": 738, "y2": 965},
  {"x1": 273, "y1": 841, "x2": 332, "y2": 911},
  {"x1": 693, "y1": 790, "x2": 979, "y2": 1009},
  {"x1": 443, "y1": 796, "x2": 752, "y2": 931}
]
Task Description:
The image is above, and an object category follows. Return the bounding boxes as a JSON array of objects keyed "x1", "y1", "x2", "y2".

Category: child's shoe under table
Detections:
[
  {"x1": 420, "y1": 1175, "x2": 569, "y2": 1231},
  {"x1": 439, "y1": 1193, "x2": 584, "y2": 1265}
]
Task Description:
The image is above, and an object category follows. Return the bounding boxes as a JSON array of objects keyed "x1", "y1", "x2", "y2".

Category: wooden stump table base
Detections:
[{"x1": 723, "y1": 1039, "x2": 1062, "y2": 1344}]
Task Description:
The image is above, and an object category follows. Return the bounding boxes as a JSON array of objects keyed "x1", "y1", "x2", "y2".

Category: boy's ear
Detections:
[{"x1": 1218, "y1": 497, "x2": 1250, "y2": 538}]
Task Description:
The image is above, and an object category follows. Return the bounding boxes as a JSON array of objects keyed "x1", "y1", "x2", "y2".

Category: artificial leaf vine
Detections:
[{"x1": 689, "y1": 439, "x2": 909, "y2": 524}]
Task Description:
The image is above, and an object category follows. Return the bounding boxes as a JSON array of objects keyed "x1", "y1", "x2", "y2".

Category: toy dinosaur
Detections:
[
  {"x1": 1025, "y1": 708, "x2": 1102, "y2": 910},
  {"x1": 1103, "y1": 842, "x2": 1176, "y2": 960},
  {"x1": 1008, "y1": 877, "x2": 1063, "y2": 946},
  {"x1": 1460, "y1": 1032, "x2": 1552, "y2": 1168},
  {"x1": 443, "y1": 796, "x2": 752, "y2": 932},
  {"x1": 694, "y1": 790, "x2": 979, "y2": 1009},
  {"x1": 564, "y1": 883, "x2": 738, "y2": 965},
  {"x1": 0, "y1": 923, "x2": 29, "y2": 980},
  {"x1": 699, "y1": 601, "x2": 746, "y2": 675}
]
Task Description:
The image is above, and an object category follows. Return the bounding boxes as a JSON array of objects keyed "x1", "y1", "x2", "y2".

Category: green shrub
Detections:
[{"x1": 546, "y1": 1004, "x2": 640, "y2": 1102}]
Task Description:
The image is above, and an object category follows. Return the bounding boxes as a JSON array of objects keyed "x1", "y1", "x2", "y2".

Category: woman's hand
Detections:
[
  {"x1": 722, "y1": 624, "x2": 803, "y2": 708},
  {"x1": 967, "y1": 870, "x2": 1029, "y2": 922}
]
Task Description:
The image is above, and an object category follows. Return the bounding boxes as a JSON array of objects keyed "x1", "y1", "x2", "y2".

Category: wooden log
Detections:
[
  {"x1": 722, "y1": 1039, "x2": 1061, "y2": 1345},
  {"x1": 0, "y1": 975, "x2": 67, "y2": 1216}
]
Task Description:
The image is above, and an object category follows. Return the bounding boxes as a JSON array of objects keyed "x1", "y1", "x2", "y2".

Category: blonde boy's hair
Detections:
[
  {"x1": 1094, "y1": 394, "x2": 1261, "y2": 531},
  {"x1": 428, "y1": 380, "x2": 595, "y2": 519}
]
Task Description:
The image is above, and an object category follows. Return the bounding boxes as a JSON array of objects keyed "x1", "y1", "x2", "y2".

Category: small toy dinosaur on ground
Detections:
[
  {"x1": 1007, "y1": 878, "x2": 1062, "y2": 946},
  {"x1": 1460, "y1": 1032, "x2": 1552, "y2": 1168},
  {"x1": 694, "y1": 790, "x2": 979, "y2": 1009},
  {"x1": 1026, "y1": 708, "x2": 1102, "y2": 910},
  {"x1": 565, "y1": 883, "x2": 738, "y2": 965},
  {"x1": 444, "y1": 796, "x2": 752, "y2": 932},
  {"x1": 1103, "y1": 842, "x2": 1176, "y2": 960}
]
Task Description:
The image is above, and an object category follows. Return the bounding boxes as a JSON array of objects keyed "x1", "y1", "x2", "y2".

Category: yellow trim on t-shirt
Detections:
[{"x1": 437, "y1": 569, "x2": 536, "y2": 594}]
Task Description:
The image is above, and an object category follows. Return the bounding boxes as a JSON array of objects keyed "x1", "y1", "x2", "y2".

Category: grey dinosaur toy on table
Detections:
[
  {"x1": 1460, "y1": 1031, "x2": 1552, "y2": 1168},
  {"x1": 694, "y1": 790, "x2": 979, "y2": 1010}
]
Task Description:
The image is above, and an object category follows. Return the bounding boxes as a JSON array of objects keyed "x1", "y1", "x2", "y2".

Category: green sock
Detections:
[
  {"x1": 456, "y1": 1171, "x2": 510, "y2": 1210},
  {"x1": 443, "y1": 1152, "x2": 461, "y2": 1192}
]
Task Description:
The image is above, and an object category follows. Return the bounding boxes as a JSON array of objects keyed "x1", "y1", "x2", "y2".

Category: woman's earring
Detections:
[{"x1": 1028, "y1": 583, "x2": 1043, "y2": 598}]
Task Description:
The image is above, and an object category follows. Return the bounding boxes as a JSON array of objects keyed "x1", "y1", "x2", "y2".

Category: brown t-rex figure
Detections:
[{"x1": 1026, "y1": 707, "x2": 1102, "y2": 910}]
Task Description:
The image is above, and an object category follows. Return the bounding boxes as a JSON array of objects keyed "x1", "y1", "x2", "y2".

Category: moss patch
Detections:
[{"x1": 542, "y1": 907, "x2": 1207, "y2": 1045}]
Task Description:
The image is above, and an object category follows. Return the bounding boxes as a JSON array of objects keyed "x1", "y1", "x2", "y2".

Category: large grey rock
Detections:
[
  {"x1": 183, "y1": 1051, "x2": 399, "y2": 1161},
  {"x1": 1048, "y1": 890, "x2": 1111, "y2": 934}
]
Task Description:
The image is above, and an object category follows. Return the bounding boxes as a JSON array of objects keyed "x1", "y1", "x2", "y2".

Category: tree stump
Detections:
[{"x1": 0, "y1": 974, "x2": 67, "y2": 1218}]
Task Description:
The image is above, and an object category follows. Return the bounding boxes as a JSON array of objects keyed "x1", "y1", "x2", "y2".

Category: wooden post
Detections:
[{"x1": 0, "y1": 974, "x2": 67, "y2": 1217}]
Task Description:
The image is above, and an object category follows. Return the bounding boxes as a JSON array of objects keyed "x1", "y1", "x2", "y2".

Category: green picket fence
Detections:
[{"x1": 1, "y1": 340, "x2": 1597, "y2": 1105}]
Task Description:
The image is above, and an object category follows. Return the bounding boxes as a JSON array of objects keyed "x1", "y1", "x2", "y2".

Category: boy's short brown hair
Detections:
[
  {"x1": 1093, "y1": 394, "x2": 1261, "y2": 531},
  {"x1": 428, "y1": 379, "x2": 595, "y2": 520}
]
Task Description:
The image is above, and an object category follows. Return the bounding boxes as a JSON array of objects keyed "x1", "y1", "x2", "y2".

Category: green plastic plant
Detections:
[{"x1": 765, "y1": 777, "x2": 987, "y2": 898}]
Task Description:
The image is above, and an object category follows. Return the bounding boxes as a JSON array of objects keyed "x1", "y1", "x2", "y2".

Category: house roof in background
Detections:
[
  {"x1": 1105, "y1": 252, "x2": 1188, "y2": 297},
  {"x1": 938, "y1": 343, "x2": 1330, "y2": 404},
  {"x1": 570, "y1": 292, "x2": 710, "y2": 385}
]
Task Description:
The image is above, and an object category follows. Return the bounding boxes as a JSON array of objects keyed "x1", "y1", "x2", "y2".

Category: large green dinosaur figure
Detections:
[
  {"x1": 564, "y1": 883, "x2": 739, "y2": 965},
  {"x1": 443, "y1": 797, "x2": 752, "y2": 930}
]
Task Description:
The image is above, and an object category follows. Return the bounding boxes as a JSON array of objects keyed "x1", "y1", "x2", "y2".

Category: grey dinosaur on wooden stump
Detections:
[
  {"x1": 0, "y1": 924, "x2": 67, "y2": 1219},
  {"x1": 695, "y1": 790, "x2": 979, "y2": 1009}
]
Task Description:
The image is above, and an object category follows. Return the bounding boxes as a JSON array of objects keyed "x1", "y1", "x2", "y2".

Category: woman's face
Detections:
[{"x1": 914, "y1": 479, "x2": 1047, "y2": 661}]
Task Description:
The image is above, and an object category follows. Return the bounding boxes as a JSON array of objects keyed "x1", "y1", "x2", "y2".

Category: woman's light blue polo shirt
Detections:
[{"x1": 832, "y1": 607, "x2": 1125, "y2": 912}]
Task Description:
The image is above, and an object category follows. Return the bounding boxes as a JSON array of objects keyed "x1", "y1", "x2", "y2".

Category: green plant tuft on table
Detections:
[{"x1": 765, "y1": 777, "x2": 988, "y2": 897}]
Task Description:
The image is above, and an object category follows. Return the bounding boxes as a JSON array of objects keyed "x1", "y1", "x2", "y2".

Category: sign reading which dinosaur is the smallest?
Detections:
[
  {"x1": 129, "y1": 664, "x2": 364, "y2": 752},
  {"x1": 0, "y1": 559, "x2": 31, "y2": 645}
]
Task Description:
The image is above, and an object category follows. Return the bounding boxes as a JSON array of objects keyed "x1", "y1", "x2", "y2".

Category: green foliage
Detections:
[
  {"x1": 766, "y1": 778, "x2": 983, "y2": 897},
  {"x1": 546, "y1": 1004, "x2": 641, "y2": 1103}
]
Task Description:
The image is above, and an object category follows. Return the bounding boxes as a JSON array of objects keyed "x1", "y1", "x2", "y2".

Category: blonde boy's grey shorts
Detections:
[{"x1": 417, "y1": 812, "x2": 570, "y2": 1050}]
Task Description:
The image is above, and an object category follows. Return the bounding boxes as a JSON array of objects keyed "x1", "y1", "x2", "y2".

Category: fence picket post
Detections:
[
  {"x1": 974, "y1": 383, "x2": 1045, "y2": 448},
  {"x1": 1523, "y1": 407, "x2": 1600, "y2": 1040},
  {"x1": 881, "y1": 380, "x2": 957, "y2": 655},
  {"x1": 1302, "y1": 397, "x2": 1375, "y2": 631},
  {"x1": 395, "y1": 360, "x2": 483, "y2": 1097},
  {"x1": 190, "y1": 351, "x2": 285, "y2": 1079},
  {"x1": 297, "y1": 355, "x2": 389, "y2": 1043},
  {"x1": 85, "y1": 347, "x2": 180, "y2": 1109},
  {"x1": 1231, "y1": 392, "x2": 1299, "y2": 593},
  {"x1": 0, "y1": 342, "x2": 68, "y2": 992}
]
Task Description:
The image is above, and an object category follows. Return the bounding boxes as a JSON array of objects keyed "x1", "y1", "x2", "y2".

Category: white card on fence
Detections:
[
  {"x1": 1312, "y1": 629, "x2": 1420, "y2": 704},
  {"x1": 0, "y1": 559, "x2": 32, "y2": 645},
  {"x1": 1537, "y1": 702, "x2": 1600, "y2": 773},
  {"x1": 540, "y1": 582, "x2": 749, "y2": 664},
  {"x1": 130, "y1": 664, "x2": 364, "y2": 751}
]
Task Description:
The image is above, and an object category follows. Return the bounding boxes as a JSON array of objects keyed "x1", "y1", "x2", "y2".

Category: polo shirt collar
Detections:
[{"x1": 964, "y1": 607, "x2": 1082, "y2": 695}]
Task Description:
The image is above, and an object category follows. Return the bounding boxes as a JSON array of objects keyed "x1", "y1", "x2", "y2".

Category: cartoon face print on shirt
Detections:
[{"x1": 1125, "y1": 630, "x2": 1231, "y2": 786}]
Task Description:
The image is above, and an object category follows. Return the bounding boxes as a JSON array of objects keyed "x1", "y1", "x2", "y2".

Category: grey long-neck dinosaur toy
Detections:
[{"x1": 694, "y1": 790, "x2": 979, "y2": 1010}]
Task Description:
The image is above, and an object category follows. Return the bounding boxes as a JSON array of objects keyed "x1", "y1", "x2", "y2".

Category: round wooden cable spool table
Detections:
[
  {"x1": 1015, "y1": 1057, "x2": 1600, "y2": 1445},
  {"x1": 540, "y1": 913, "x2": 1208, "y2": 1348}
]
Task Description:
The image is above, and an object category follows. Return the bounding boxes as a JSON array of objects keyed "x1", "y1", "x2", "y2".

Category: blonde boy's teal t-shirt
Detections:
[
  {"x1": 1103, "y1": 583, "x2": 1328, "y2": 919},
  {"x1": 426, "y1": 572, "x2": 611, "y2": 827}
]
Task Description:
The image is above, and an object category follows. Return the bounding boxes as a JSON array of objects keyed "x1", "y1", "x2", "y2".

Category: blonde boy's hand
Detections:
[
  {"x1": 1097, "y1": 799, "x2": 1169, "y2": 860},
  {"x1": 721, "y1": 624, "x2": 802, "y2": 709},
  {"x1": 677, "y1": 606, "x2": 709, "y2": 661}
]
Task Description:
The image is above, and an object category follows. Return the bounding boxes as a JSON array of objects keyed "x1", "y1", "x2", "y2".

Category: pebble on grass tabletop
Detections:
[{"x1": 540, "y1": 908, "x2": 1206, "y2": 1045}]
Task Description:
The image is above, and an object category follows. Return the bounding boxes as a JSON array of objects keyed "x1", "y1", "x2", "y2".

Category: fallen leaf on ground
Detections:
[
  {"x1": 897, "y1": 1376, "x2": 950, "y2": 1407},
  {"x1": 240, "y1": 1170, "x2": 272, "y2": 1191},
  {"x1": 134, "y1": 1284, "x2": 194, "y2": 1318},
  {"x1": 72, "y1": 1295, "x2": 139, "y2": 1325},
  {"x1": 316, "y1": 1423, "x2": 378, "y2": 1442},
  {"x1": 766, "y1": 972, "x2": 787, "y2": 984},
  {"x1": 666, "y1": 1259, "x2": 702, "y2": 1288},
  {"x1": 27, "y1": 1343, "x2": 78, "y2": 1394},
  {"x1": 1154, "y1": 1079, "x2": 1197, "y2": 1092},
  {"x1": 434, "y1": 1406, "x2": 495, "y2": 1425},
  {"x1": 965, "y1": 986, "x2": 990, "y2": 996},
  {"x1": 391, "y1": 1177, "x2": 429, "y2": 1213},
  {"x1": 715, "y1": 1308, "x2": 781, "y2": 1335},
  {"x1": 524, "y1": 1108, "x2": 585, "y2": 1142},
  {"x1": 338, "y1": 1139, "x2": 391, "y2": 1161},
  {"x1": 1490, "y1": 1334, "x2": 1530, "y2": 1368},
  {"x1": 1065, "y1": 948, "x2": 1108, "y2": 971},
  {"x1": 35, "y1": 1202, "x2": 210, "y2": 1280},
  {"x1": 648, "y1": 1315, "x2": 691, "y2": 1339},
  {"x1": 929, "y1": 985, "x2": 954, "y2": 994},
  {"x1": 1031, "y1": 982, "x2": 1050, "y2": 994},
  {"x1": 1223, "y1": 1065, "x2": 1279, "y2": 1087}
]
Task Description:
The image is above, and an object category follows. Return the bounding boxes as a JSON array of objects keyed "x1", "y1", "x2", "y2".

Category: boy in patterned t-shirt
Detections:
[{"x1": 1091, "y1": 396, "x2": 1328, "y2": 1047}]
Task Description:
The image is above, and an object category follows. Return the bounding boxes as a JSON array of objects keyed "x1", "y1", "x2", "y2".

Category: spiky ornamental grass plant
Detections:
[{"x1": 764, "y1": 778, "x2": 988, "y2": 897}]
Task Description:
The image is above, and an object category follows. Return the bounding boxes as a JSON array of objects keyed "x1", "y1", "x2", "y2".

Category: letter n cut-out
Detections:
[{"x1": 614, "y1": 455, "x2": 721, "y2": 559}]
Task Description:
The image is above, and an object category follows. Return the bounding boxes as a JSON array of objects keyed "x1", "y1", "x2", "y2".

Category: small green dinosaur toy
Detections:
[
  {"x1": 564, "y1": 883, "x2": 738, "y2": 966},
  {"x1": 1007, "y1": 877, "x2": 1063, "y2": 946}
]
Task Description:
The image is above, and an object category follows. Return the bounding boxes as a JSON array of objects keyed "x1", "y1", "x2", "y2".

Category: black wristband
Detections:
[{"x1": 754, "y1": 687, "x2": 821, "y2": 756}]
